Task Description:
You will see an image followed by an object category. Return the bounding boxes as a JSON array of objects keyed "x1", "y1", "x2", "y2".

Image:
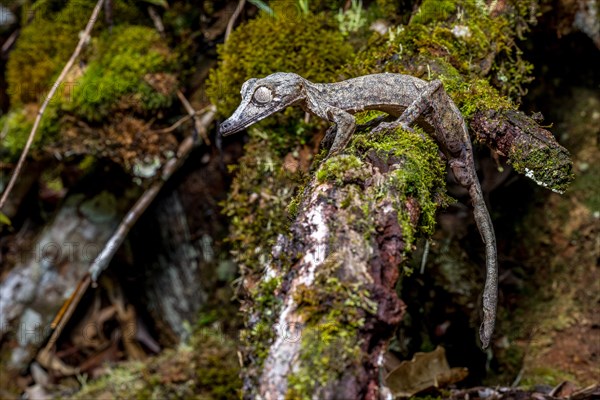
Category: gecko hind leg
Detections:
[{"x1": 371, "y1": 79, "x2": 443, "y2": 136}]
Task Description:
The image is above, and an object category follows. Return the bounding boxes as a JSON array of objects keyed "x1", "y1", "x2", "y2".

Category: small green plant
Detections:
[
  {"x1": 249, "y1": 0, "x2": 275, "y2": 16},
  {"x1": 297, "y1": 0, "x2": 310, "y2": 15},
  {"x1": 335, "y1": 0, "x2": 367, "y2": 36}
]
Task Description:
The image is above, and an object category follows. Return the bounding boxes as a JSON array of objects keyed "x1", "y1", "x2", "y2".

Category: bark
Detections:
[{"x1": 134, "y1": 189, "x2": 207, "y2": 343}]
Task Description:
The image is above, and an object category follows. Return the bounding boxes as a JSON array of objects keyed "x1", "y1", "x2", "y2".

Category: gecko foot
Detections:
[
  {"x1": 371, "y1": 121, "x2": 414, "y2": 135},
  {"x1": 321, "y1": 125, "x2": 337, "y2": 151}
]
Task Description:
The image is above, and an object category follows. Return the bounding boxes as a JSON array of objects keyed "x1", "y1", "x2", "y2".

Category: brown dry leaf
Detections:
[
  {"x1": 385, "y1": 346, "x2": 468, "y2": 398},
  {"x1": 144, "y1": 73, "x2": 178, "y2": 96}
]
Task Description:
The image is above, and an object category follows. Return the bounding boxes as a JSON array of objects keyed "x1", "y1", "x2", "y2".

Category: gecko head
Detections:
[{"x1": 219, "y1": 72, "x2": 306, "y2": 136}]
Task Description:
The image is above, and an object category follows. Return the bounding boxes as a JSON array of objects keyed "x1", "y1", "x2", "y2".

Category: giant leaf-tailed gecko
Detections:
[{"x1": 219, "y1": 72, "x2": 498, "y2": 349}]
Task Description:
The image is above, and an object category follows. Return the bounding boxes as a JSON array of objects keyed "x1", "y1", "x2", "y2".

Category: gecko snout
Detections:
[{"x1": 219, "y1": 119, "x2": 237, "y2": 136}]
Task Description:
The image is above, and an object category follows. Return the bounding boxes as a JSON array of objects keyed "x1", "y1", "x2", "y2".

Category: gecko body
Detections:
[{"x1": 220, "y1": 72, "x2": 498, "y2": 348}]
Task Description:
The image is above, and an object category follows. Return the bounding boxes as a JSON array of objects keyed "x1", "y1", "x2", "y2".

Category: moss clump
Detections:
[
  {"x1": 410, "y1": 0, "x2": 457, "y2": 25},
  {"x1": 316, "y1": 154, "x2": 366, "y2": 185},
  {"x1": 349, "y1": 122, "x2": 449, "y2": 242},
  {"x1": 65, "y1": 25, "x2": 176, "y2": 121},
  {"x1": 206, "y1": 8, "x2": 354, "y2": 118},
  {"x1": 0, "y1": 104, "x2": 60, "y2": 159},
  {"x1": 6, "y1": 0, "x2": 142, "y2": 105},
  {"x1": 72, "y1": 327, "x2": 241, "y2": 399},
  {"x1": 348, "y1": 0, "x2": 535, "y2": 109},
  {"x1": 510, "y1": 145, "x2": 574, "y2": 195},
  {"x1": 3, "y1": 1, "x2": 175, "y2": 163},
  {"x1": 287, "y1": 261, "x2": 375, "y2": 398}
]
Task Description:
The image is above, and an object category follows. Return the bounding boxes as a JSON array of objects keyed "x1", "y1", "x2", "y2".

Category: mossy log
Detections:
[{"x1": 246, "y1": 126, "x2": 445, "y2": 399}]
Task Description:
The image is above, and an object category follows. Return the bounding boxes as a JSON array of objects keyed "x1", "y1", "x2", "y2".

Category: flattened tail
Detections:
[{"x1": 470, "y1": 183, "x2": 498, "y2": 349}]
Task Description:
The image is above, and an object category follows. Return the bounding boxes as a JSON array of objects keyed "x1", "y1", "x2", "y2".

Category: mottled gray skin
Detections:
[{"x1": 220, "y1": 72, "x2": 498, "y2": 349}]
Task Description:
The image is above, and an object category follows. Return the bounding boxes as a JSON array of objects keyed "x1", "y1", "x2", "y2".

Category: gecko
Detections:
[{"x1": 219, "y1": 72, "x2": 498, "y2": 349}]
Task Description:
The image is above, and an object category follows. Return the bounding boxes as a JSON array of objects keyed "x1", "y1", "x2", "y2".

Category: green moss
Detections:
[
  {"x1": 206, "y1": 8, "x2": 354, "y2": 118},
  {"x1": 350, "y1": 124, "x2": 449, "y2": 239},
  {"x1": 411, "y1": 0, "x2": 456, "y2": 26},
  {"x1": 6, "y1": 0, "x2": 143, "y2": 105},
  {"x1": 510, "y1": 142, "x2": 574, "y2": 194},
  {"x1": 72, "y1": 327, "x2": 241, "y2": 399},
  {"x1": 65, "y1": 25, "x2": 176, "y2": 121},
  {"x1": 221, "y1": 139, "x2": 298, "y2": 272},
  {"x1": 348, "y1": 0, "x2": 535, "y2": 105},
  {"x1": 287, "y1": 261, "x2": 375, "y2": 398},
  {"x1": 316, "y1": 154, "x2": 365, "y2": 185},
  {"x1": 0, "y1": 105, "x2": 60, "y2": 159},
  {"x1": 437, "y1": 69, "x2": 514, "y2": 119},
  {"x1": 3, "y1": 1, "x2": 172, "y2": 162}
]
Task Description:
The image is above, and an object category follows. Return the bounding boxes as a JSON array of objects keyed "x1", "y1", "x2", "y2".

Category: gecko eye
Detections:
[{"x1": 253, "y1": 86, "x2": 273, "y2": 104}]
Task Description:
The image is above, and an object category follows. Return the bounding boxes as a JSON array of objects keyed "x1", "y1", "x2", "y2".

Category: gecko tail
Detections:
[{"x1": 471, "y1": 184, "x2": 499, "y2": 349}]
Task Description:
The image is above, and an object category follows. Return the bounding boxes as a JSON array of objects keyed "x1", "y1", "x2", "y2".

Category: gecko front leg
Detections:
[{"x1": 321, "y1": 107, "x2": 356, "y2": 156}]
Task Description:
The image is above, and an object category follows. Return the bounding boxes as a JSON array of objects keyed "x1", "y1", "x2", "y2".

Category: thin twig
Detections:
[
  {"x1": 146, "y1": 114, "x2": 193, "y2": 135},
  {"x1": 148, "y1": 6, "x2": 165, "y2": 38},
  {"x1": 225, "y1": 0, "x2": 246, "y2": 41},
  {"x1": 177, "y1": 90, "x2": 210, "y2": 144},
  {"x1": 1, "y1": 29, "x2": 19, "y2": 55},
  {"x1": 0, "y1": 0, "x2": 105, "y2": 210},
  {"x1": 420, "y1": 239, "x2": 430, "y2": 274}
]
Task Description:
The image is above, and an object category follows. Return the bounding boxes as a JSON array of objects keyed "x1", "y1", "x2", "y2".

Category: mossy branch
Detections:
[
  {"x1": 471, "y1": 109, "x2": 574, "y2": 193},
  {"x1": 242, "y1": 125, "x2": 446, "y2": 398}
]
